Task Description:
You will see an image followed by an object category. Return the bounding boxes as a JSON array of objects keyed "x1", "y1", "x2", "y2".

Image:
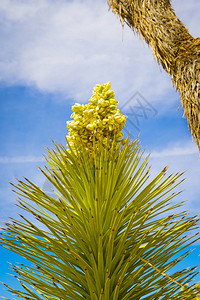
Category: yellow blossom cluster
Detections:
[{"x1": 66, "y1": 82, "x2": 127, "y2": 152}]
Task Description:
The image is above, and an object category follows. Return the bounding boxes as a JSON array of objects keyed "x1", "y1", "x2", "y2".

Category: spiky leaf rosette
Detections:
[{"x1": 0, "y1": 137, "x2": 199, "y2": 299}]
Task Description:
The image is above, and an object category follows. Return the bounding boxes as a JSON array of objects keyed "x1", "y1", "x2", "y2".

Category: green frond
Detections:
[{"x1": 1, "y1": 137, "x2": 199, "y2": 299}]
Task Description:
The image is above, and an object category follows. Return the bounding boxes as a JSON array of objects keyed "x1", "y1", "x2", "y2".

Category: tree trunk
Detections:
[{"x1": 107, "y1": 0, "x2": 200, "y2": 151}]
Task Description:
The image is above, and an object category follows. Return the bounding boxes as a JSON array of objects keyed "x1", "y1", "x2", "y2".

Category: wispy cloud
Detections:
[
  {"x1": 0, "y1": 156, "x2": 45, "y2": 164},
  {"x1": 0, "y1": 0, "x2": 199, "y2": 103},
  {"x1": 148, "y1": 140, "x2": 200, "y2": 218},
  {"x1": 151, "y1": 142, "x2": 199, "y2": 158}
]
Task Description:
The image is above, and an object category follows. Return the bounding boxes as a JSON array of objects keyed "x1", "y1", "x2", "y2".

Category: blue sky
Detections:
[{"x1": 0, "y1": 0, "x2": 200, "y2": 298}]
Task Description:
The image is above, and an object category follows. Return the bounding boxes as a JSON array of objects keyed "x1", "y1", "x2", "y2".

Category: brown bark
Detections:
[{"x1": 107, "y1": 0, "x2": 200, "y2": 152}]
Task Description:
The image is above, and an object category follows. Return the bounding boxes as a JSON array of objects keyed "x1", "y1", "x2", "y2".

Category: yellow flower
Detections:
[
  {"x1": 66, "y1": 82, "x2": 127, "y2": 153},
  {"x1": 86, "y1": 124, "x2": 94, "y2": 131}
]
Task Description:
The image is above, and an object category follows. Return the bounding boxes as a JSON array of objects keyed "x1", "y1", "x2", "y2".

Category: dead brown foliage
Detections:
[{"x1": 107, "y1": 0, "x2": 200, "y2": 152}]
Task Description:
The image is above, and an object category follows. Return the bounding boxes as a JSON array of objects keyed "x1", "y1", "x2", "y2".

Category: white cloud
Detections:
[
  {"x1": 151, "y1": 141, "x2": 199, "y2": 158},
  {"x1": 172, "y1": 0, "x2": 200, "y2": 38},
  {"x1": 0, "y1": 0, "x2": 199, "y2": 103},
  {"x1": 148, "y1": 140, "x2": 200, "y2": 218},
  {"x1": 0, "y1": 155, "x2": 45, "y2": 163}
]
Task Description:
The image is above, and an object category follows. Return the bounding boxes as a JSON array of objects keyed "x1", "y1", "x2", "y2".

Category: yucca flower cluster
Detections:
[{"x1": 66, "y1": 82, "x2": 127, "y2": 151}]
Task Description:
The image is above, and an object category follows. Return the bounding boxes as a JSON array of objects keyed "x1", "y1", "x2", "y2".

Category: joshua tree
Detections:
[
  {"x1": 0, "y1": 83, "x2": 199, "y2": 299},
  {"x1": 107, "y1": 0, "x2": 200, "y2": 152}
]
